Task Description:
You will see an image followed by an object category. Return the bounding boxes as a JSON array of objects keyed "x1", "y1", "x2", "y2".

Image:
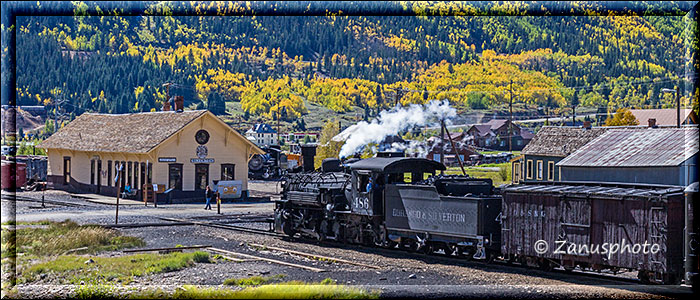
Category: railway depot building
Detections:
[{"x1": 38, "y1": 110, "x2": 264, "y2": 200}]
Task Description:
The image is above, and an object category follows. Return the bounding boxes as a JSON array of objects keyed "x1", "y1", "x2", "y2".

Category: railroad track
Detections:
[
  {"x1": 298, "y1": 236, "x2": 646, "y2": 285},
  {"x1": 1, "y1": 193, "x2": 89, "y2": 208},
  {"x1": 152, "y1": 215, "x2": 643, "y2": 285},
  {"x1": 156, "y1": 216, "x2": 279, "y2": 236}
]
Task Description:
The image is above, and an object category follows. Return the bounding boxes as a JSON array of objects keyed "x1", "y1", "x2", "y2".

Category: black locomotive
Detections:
[
  {"x1": 248, "y1": 145, "x2": 290, "y2": 180},
  {"x1": 274, "y1": 155, "x2": 699, "y2": 288},
  {"x1": 275, "y1": 156, "x2": 502, "y2": 260}
]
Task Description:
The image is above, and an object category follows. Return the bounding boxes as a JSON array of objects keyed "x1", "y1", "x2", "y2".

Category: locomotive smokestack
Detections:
[{"x1": 300, "y1": 144, "x2": 317, "y2": 172}]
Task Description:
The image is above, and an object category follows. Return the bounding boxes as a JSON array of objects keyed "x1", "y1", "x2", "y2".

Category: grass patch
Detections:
[
  {"x1": 476, "y1": 162, "x2": 511, "y2": 168},
  {"x1": 445, "y1": 162, "x2": 512, "y2": 185},
  {"x1": 21, "y1": 251, "x2": 211, "y2": 284},
  {"x1": 479, "y1": 150, "x2": 521, "y2": 156},
  {"x1": 74, "y1": 284, "x2": 120, "y2": 300},
  {"x1": 135, "y1": 280, "x2": 379, "y2": 299},
  {"x1": 223, "y1": 274, "x2": 287, "y2": 286},
  {"x1": 2, "y1": 220, "x2": 145, "y2": 256},
  {"x1": 1, "y1": 220, "x2": 52, "y2": 226}
]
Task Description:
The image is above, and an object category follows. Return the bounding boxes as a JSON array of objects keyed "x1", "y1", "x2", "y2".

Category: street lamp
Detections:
[{"x1": 661, "y1": 87, "x2": 680, "y2": 128}]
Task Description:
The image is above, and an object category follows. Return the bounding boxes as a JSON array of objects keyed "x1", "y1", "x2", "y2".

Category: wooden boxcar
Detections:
[
  {"x1": 501, "y1": 182, "x2": 685, "y2": 284},
  {"x1": 1, "y1": 160, "x2": 26, "y2": 190}
]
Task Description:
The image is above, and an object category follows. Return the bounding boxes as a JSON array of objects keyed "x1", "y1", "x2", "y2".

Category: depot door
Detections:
[
  {"x1": 168, "y1": 163, "x2": 183, "y2": 191},
  {"x1": 63, "y1": 157, "x2": 71, "y2": 184},
  {"x1": 195, "y1": 164, "x2": 209, "y2": 191}
]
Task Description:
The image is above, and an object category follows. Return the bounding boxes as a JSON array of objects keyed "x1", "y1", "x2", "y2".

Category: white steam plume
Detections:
[
  {"x1": 388, "y1": 140, "x2": 431, "y2": 158},
  {"x1": 337, "y1": 100, "x2": 456, "y2": 158}
]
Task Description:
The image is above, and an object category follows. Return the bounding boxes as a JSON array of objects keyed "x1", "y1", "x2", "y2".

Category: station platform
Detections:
[{"x1": 69, "y1": 193, "x2": 145, "y2": 206}]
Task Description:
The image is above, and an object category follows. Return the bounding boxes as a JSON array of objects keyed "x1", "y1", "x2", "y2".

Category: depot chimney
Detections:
[
  {"x1": 648, "y1": 118, "x2": 657, "y2": 128},
  {"x1": 174, "y1": 96, "x2": 184, "y2": 112}
]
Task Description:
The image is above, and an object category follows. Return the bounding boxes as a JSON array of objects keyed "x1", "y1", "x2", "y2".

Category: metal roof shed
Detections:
[{"x1": 557, "y1": 127, "x2": 699, "y2": 186}]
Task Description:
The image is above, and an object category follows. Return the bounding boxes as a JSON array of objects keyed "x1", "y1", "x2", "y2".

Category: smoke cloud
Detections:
[{"x1": 336, "y1": 100, "x2": 456, "y2": 158}]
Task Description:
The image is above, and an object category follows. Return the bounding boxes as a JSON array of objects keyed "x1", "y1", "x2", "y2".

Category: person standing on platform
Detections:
[{"x1": 205, "y1": 185, "x2": 214, "y2": 210}]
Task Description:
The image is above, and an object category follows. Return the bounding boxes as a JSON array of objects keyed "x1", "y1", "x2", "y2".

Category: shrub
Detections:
[{"x1": 192, "y1": 251, "x2": 211, "y2": 263}]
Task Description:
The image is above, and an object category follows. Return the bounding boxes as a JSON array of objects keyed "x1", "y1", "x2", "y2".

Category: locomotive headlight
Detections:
[
  {"x1": 484, "y1": 238, "x2": 489, "y2": 245},
  {"x1": 326, "y1": 204, "x2": 332, "y2": 212}
]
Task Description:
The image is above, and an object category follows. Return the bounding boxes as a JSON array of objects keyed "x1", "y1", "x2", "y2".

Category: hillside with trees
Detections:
[{"x1": 8, "y1": 1, "x2": 697, "y2": 134}]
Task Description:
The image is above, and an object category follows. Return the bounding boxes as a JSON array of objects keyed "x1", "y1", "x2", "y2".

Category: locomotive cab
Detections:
[{"x1": 348, "y1": 157, "x2": 443, "y2": 217}]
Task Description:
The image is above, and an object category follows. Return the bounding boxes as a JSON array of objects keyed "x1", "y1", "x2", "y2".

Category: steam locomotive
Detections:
[
  {"x1": 248, "y1": 145, "x2": 290, "y2": 180},
  {"x1": 274, "y1": 152, "x2": 699, "y2": 288}
]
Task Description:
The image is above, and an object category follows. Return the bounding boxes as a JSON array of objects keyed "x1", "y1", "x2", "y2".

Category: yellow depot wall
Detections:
[
  {"x1": 151, "y1": 112, "x2": 252, "y2": 191},
  {"x1": 46, "y1": 148, "x2": 149, "y2": 187},
  {"x1": 44, "y1": 111, "x2": 260, "y2": 194}
]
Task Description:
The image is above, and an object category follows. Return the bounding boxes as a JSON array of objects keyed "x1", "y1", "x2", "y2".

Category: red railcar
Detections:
[
  {"x1": 1, "y1": 160, "x2": 27, "y2": 190},
  {"x1": 501, "y1": 182, "x2": 685, "y2": 284}
]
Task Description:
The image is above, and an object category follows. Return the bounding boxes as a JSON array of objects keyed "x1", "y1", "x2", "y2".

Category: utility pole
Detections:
[
  {"x1": 572, "y1": 90, "x2": 578, "y2": 127},
  {"x1": 162, "y1": 83, "x2": 172, "y2": 110},
  {"x1": 508, "y1": 80, "x2": 513, "y2": 153},
  {"x1": 52, "y1": 98, "x2": 67, "y2": 133},
  {"x1": 440, "y1": 119, "x2": 445, "y2": 175},
  {"x1": 394, "y1": 87, "x2": 406, "y2": 107},
  {"x1": 661, "y1": 86, "x2": 681, "y2": 128},
  {"x1": 676, "y1": 85, "x2": 680, "y2": 128}
]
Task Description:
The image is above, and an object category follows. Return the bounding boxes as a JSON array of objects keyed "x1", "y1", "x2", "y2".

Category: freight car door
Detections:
[{"x1": 559, "y1": 196, "x2": 591, "y2": 256}]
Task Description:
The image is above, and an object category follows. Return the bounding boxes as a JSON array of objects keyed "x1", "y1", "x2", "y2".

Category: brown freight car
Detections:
[
  {"x1": 501, "y1": 182, "x2": 685, "y2": 284},
  {"x1": 1, "y1": 160, "x2": 27, "y2": 190}
]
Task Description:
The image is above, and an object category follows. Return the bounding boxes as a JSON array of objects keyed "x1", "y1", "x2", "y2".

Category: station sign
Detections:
[
  {"x1": 158, "y1": 157, "x2": 177, "y2": 163},
  {"x1": 191, "y1": 158, "x2": 215, "y2": 163}
]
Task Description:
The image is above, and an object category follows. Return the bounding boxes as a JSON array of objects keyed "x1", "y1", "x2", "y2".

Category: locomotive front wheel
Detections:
[
  {"x1": 282, "y1": 220, "x2": 296, "y2": 238},
  {"x1": 375, "y1": 227, "x2": 388, "y2": 248},
  {"x1": 316, "y1": 221, "x2": 327, "y2": 241}
]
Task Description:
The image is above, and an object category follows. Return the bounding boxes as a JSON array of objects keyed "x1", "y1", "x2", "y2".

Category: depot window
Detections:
[
  {"x1": 537, "y1": 160, "x2": 543, "y2": 180},
  {"x1": 221, "y1": 164, "x2": 235, "y2": 181},
  {"x1": 526, "y1": 160, "x2": 533, "y2": 179},
  {"x1": 547, "y1": 161, "x2": 554, "y2": 181}
]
